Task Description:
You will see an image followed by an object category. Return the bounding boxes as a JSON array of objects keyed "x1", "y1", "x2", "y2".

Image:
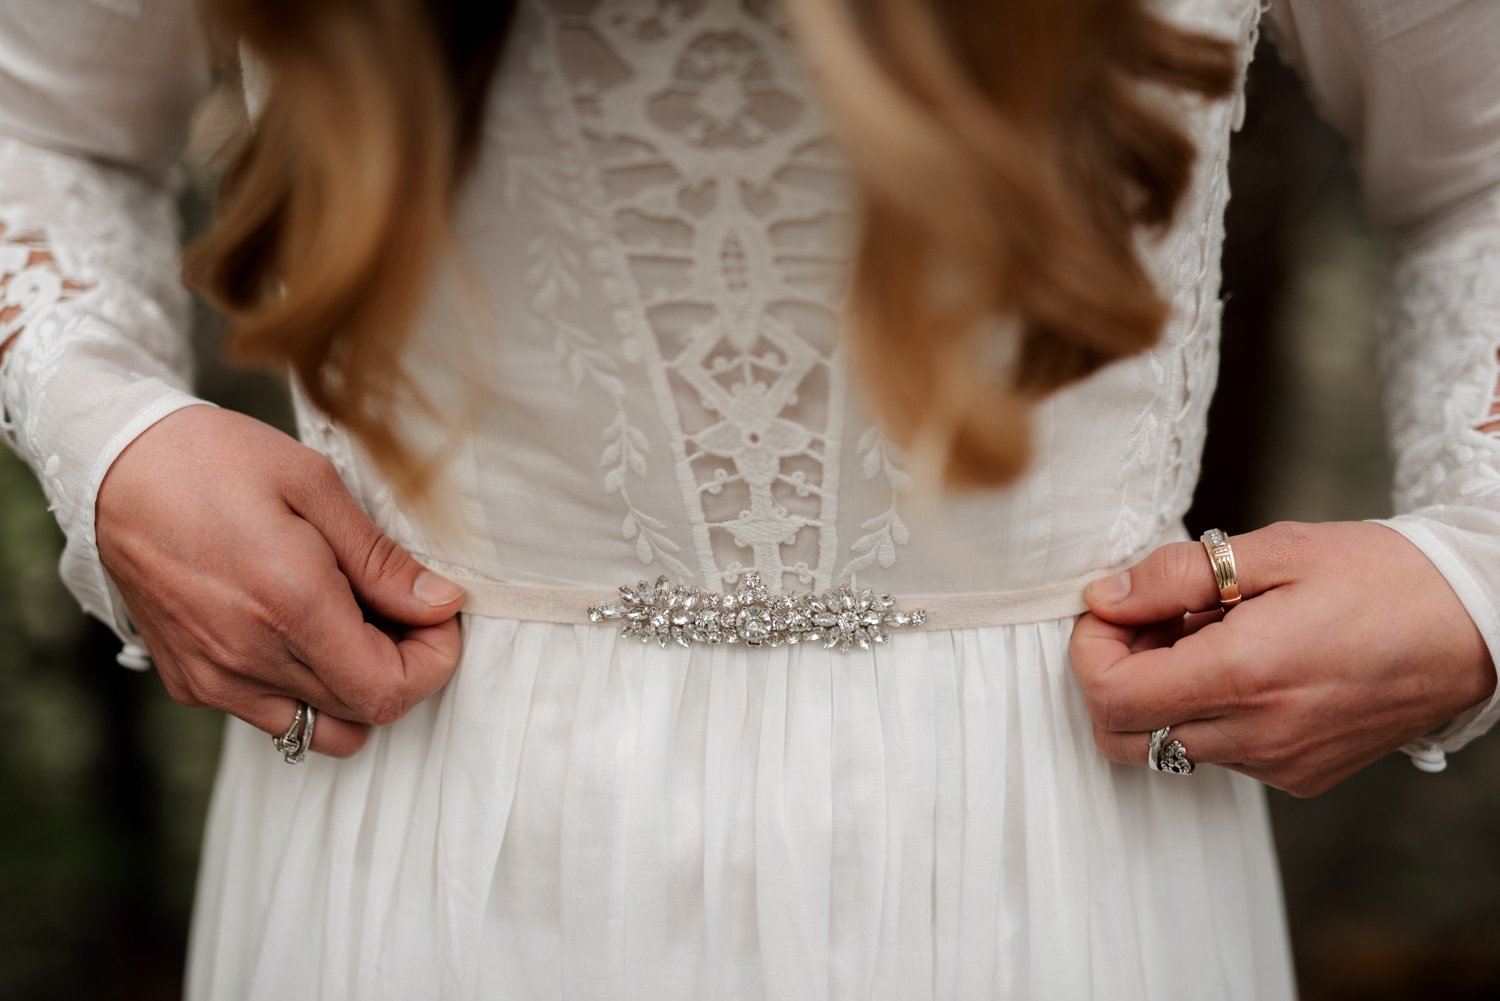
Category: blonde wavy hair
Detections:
[{"x1": 186, "y1": 0, "x2": 1236, "y2": 495}]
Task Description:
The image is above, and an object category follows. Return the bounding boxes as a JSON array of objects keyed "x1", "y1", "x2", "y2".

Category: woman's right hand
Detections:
[{"x1": 96, "y1": 405, "x2": 465, "y2": 757}]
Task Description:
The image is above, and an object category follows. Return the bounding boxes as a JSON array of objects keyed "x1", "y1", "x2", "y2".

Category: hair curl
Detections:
[{"x1": 186, "y1": 0, "x2": 512, "y2": 496}]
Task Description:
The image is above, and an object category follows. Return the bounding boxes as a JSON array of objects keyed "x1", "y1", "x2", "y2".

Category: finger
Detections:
[
  {"x1": 1071, "y1": 611, "x2": 1244, "y2": 733},
  {"x1": 1068, "y1": 608, "x2": 1223, "y2": 679},
  {"x1": 1082, "y1": 524, "x2": 1303, "y2": 626},
  {"x1": 269, "y1": 517, "x2": 465, "y2": 725},
  {"x1": 1070, "y1": 608, "x2": 1222, "y2": 664},
  {"x1": 223, "y1": 652, "x2": 373, "y2": 725},
  {"x1": 118, "y1": 566, "x2": 394, "y2": 726},
  {"x1": 1069, "y1": 611, "x2": 1135, "y2": 683},
  {"x1": 246, "y1": 693, "x2": 371, "y2": 758},
  {"x1": 1181, "y1": 608, "x2": 1223, "y2": 638},
  {"x1": 1090, "y1": 718, "x2": 1360, "y2": 797},
  {"x1": 286, "y1": 459, "x2": 465, "y2": 626},
  {"x1": 1128, "y1": 616, "x2": 1186, "y2": 654},
  {"x1": 1116, "y1": 608, "x2": 1222, "y2": 654},
  {"x1": 289, "y1": 586, "x2": 464, "y2": 725},
  {"x1": 296, "y1": 609, "x2": 463, "y2": 728},
  {"x1": 1091, "y1": 720, "x2": 1236, "y2": 770}
]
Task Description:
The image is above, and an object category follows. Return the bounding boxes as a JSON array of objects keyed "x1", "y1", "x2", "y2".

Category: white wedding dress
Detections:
[{"x1": 2, "y1": 1, "x2": 1499, "y2": 998}]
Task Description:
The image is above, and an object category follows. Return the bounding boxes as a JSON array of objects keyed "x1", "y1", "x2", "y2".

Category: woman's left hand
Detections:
[{"x1": 1069, "y1": 521, "x2": 1497, "y2": 796}]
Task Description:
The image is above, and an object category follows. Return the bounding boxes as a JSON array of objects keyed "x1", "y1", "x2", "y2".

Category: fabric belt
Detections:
[{"x1": 442, "y1": 567, "x2": 1117, "y2": 630}]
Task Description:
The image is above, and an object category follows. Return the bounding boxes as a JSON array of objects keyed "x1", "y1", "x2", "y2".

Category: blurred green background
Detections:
[{"x1": 2, "y1": 44, "x2": 1498, "y2": 1001}]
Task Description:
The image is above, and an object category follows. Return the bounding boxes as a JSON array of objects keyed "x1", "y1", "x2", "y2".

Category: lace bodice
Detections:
[
  {"x1": 297, "y1": 0, "x2": 1261, "y2": 600},
  {"x1": 3, "y1": 0, "x2": 1500, "y2": 752},
  {"x1": 488, "y1": 0, "x2": 868, "y2": 592}
]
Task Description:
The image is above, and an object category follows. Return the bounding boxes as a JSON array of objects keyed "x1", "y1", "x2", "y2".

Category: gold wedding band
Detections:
[{"x1": 1200, "y1": 528, "x2": 1241, "y2": 609}]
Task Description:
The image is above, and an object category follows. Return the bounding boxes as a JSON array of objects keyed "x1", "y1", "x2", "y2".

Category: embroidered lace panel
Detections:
[
  {"x1": 1383, "y1": 205, "x2": 1500, "y2": 511},
  {"x1": 0, "y1": 229, "x2": 81, "y2": 348},
  {"x1": 514, "y1": 0, "x2": 907, "y2": 593}
]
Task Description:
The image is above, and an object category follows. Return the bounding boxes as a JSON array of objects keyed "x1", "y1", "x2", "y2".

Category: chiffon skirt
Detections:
[{"x1": 186, "y1": 614, "x2": 1296, "y2": 1001}]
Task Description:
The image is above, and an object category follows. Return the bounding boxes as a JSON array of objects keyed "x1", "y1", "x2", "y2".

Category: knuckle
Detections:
[
  {"x1": 1250, "y1": 744, "x2": 1288, "y2": 775},
  {"x1": 284, "y1": 450, "x2": 345, "y2": 506},
  {"x1": 181, "y1": 668, "x2": 231, "y2": 711},
  {"x1": 198, "y1": 626, "x2": 261, "y2": 680},
  {"x1": 1267, "y1": 520, "x2": 1309, "y2": 546},
  {"x1": 1281, "y1": 773, "x2": 1328, "y2": 799},
  {"x1": 1094, "y1": 691, "x2": 1123, "y2": 732},
  {"x1": 1077, "y1": 674, "x2": 1110, "y2": 720},
  {"x1": 1161, "y1": 543, "x2": 1203, "y2": 591},
  {"x1": 160, "y1": 671, "x2": 204, "y2": 709},
  {"x1": 1255, "y1": 730, "x2": 1313, "y2": 779},
  {"x1": 255, "y1": 568, "x2": 321, "y2": 634},
  {"x1": 360, "y1": 530, "x2": 407, "y2": 585},
  {"x1": 301, "y1": 451, "x2": 343, "y2": 491},
  {"x1": 1232, "y1": 737, "x2": 1274, "y2": 772},
  {"x1": 1075, "y1": 666, "x2": 1101, "y2": 704},
  {"x1": 324, "y1": 726, "x2": 371, "y2": 758},
  {"x1": 1091, "y1": 726, "x2": 1112, "y2": 757},
  {"x1": 265, "y1": 556, "x2": 317, "y2": 600},
  {"x1": 1269, "y1": 728, "x2": 1311, "y2": 767},
  {"x1": 360, "y1": 689, "x2": 408, "y2": 727},
  {"x1": 1264, "y1": 521, "x2": 1311, "y2": 573}
]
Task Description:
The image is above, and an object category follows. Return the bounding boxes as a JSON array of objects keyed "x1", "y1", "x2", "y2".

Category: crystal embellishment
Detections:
[{"x1": 587, "y1": 572, "x2": 927, "y2": 652}]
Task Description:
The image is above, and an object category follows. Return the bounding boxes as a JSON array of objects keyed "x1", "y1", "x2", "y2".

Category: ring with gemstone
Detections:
[
  {"x1": 1199, "y1": 528, "x2": 1242, "y2": 609},
  {"x1": 273, "y1": 701, "x2": 316, "y2": 765}
]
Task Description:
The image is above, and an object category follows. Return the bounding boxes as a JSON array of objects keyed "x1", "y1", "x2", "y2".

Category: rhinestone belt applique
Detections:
[{"x1": 587, "y1": 572, "x2": 927, "y2": 652}]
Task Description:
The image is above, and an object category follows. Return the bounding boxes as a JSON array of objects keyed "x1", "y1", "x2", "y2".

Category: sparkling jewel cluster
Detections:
[{"x1": 588, "y1": 572, "x2": 927, "y2": 652}]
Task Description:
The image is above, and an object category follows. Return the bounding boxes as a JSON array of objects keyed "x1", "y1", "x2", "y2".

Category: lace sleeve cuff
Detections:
[{"x1": 0, "y1": 136, "x2": 212, "y2": 649}]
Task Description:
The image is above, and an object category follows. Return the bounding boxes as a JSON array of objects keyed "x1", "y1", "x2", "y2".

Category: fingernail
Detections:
[
  {"x1": 414, "y1": 570, "x2": 464, "y2": 607},
  {"x1": 1088, "y1": 571, "x2": 1132, "y2": 604}
]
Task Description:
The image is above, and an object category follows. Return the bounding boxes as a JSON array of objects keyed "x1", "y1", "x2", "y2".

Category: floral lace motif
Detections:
[
  {"x1": 0, "y1": 217, "x2": 80, "y2": 454},
  {"x1": 527, "y1": 0, "x2": 909, "y2": 593},
  {"x1": 0, "y1": 226, "x2": 77, "y2": 347},
  {"x1": 1484, "y1": 354, "x2": 1500, "y2": 435},
  {"x1": 0, "y1": 213, "x2": 91, "y2": 513},
  {"x1": 1383, "y1": 205, "x2": 1500, "y2": 510}
]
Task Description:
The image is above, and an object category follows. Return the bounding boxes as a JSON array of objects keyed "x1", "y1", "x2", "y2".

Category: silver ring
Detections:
[
  {"x1": 272, "y1": 701, "x2": 316, "y2": 765},
  {"x1": 1148, "y1": 726, "x2": 1194, "y2": 776}
]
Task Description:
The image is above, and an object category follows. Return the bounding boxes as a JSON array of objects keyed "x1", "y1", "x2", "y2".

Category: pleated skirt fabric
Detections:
[{"x1": 187, "y1": 615, "x2": 1296, "y2": 1001}]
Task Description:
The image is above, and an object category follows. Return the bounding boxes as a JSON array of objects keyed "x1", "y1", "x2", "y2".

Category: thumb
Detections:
[
  {"x1": 1084, "y1": 529, "x2": 1282, "y2": 626},
  {"x1": 289, "y1": 464, "x2": 465, "y2": 625}
]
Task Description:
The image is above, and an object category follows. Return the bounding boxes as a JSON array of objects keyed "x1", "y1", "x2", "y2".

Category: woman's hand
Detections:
[
  {"x1": 1069, "y1": 521, "x2": 1497, "y2": 796},
  {"x1": 96, "y1": 405, "x2": 465, "y2": 758}
]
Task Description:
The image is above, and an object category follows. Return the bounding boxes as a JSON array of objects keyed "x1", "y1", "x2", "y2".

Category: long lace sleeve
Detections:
[
  {"x1": 0, "y1": 0, "x2": 213, "y2": 657},
  {"x1": 1267, "y1": 0, "x2": 1500, "y2": 767}
]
